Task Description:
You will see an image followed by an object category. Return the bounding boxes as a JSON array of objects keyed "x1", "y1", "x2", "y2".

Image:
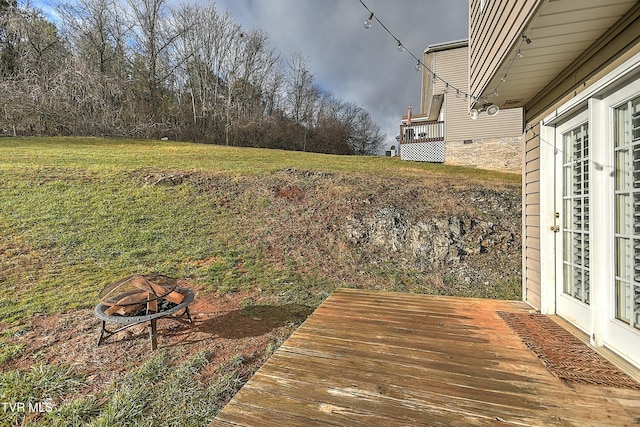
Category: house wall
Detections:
[
  {"x1": 470, "y1": 0, "x2": 640, "y2": 311},
  {"x1": 469, "y1": 0, "x2": 541, "y2": 101},
  {"x1": 523, "y1": 124, "x2": 541, "y2": 309},
  {"x1": 419, "y1": 43, "x2": 522, "y2": 171},
  {"x1": 445, "y1": 136, "x2": 522, "y2": 173},
  {"x1": 432, "y1": 46, "x2": 522, "y2": 142},
  {"x1": 468, "y1": 0, "x2": 640, "y2": 371},
  {"x1": 421, "y1": 53, "x2": 435, "y2": 116},
  {"x1": 521, "y1": 7, "x2": 640, "y2": 312}
]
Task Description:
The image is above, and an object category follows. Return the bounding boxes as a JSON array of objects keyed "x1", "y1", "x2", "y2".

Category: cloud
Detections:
[{"x1": 207, "y1": 0, "x2": 468, "y2": 148}]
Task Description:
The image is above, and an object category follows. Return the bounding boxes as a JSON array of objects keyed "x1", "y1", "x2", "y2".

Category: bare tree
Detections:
[
  {"x1": 0, "y1": 0, "x2": 384, "y2": 154},
  {"x1": 56, "y1": 0, "x2": 124, "y2": 75},
  {"x1": 0, "y1": 6, "x2": 69, "y2": 135},
  {"x1": 0, "y1": 0, "x2": 18, "y2": 76},
  {"x1": 346, "y1": 105, "x2": 385, "y2": 155},
  {"x1": 125, "y1": 0, "x2": 191, "y2": 125},
  {"x1": 175, "y1": 4, "x2": 241, "y2": 143},
  {"x1": 284, "y1": 52, "x2": 321, "y2": 150},
  {"x1": 241, "y1": 30, "x2": 278, "y2": 118}
]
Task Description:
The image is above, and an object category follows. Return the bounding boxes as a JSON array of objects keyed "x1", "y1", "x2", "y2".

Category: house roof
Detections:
[{"x1": 424, "y1": 39, "x2": 468, "y2": 54}]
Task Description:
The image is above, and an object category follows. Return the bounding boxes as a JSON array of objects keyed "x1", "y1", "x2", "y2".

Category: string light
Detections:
[
  {"x1": 364, "y1": 12, "x2": 373, "y2": 29},
  {"x1": 482, "y1": 34, "x2": 532, "y2": 111},
  {"x1": 356, "y1": 0, "x2": 474, "y2": 104},
  {"x1": 355, "y1": 0, "x2": 530, "y2": 117}
]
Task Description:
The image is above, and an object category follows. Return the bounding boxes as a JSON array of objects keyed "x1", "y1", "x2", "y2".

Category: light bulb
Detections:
[
  {"x1": 415, "y1": 61, "x2": 421, "y2": 72},
  {"x1": 364, "y1": 13, "x2": 373, "y2": 29},
  {"x1": 397, "y1": 41, "x2": 404, "y2": 52}
]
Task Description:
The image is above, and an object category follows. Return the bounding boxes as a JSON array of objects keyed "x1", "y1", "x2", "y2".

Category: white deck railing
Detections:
[{"x1": 399, "y1": 121, "x2": 444, "y2": 144}]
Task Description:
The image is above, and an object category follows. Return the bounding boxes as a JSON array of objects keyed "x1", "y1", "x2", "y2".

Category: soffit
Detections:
[{"x1": 479, "y1": 0, "x2": 638, "y2": 110}]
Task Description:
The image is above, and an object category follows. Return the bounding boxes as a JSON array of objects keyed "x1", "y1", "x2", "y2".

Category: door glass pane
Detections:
[
  {"x1": 562, "y1": 123, "x2": 590, "y2": 304},
  {"x1": 615, "y1": 95, "x2": 640, "y2": 329}
]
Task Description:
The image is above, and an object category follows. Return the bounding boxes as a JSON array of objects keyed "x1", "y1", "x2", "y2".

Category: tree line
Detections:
[{"x1": 0, "y1": 0, "x2": 384, "y2": 155}]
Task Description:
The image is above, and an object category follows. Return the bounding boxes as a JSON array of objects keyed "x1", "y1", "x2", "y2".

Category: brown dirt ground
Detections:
[{"x1": 4, "y1": 281, "x2": 308, "y2": 397}]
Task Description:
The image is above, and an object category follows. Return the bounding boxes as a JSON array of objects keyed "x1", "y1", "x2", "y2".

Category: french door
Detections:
[
  {"x1": 547, "y1": 69, "x2": 640, "y2": 369},
  {"x1": 554, "y1": 95, "x2": 640, "y2": 364},
  {"x1": 556, "y1": 114, "x2": 591, "y2": 332}
]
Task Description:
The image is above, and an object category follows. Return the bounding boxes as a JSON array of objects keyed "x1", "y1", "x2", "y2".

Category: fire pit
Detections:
[{"x1": 94, "y1": 274, "x2": 194, "y2": 350}]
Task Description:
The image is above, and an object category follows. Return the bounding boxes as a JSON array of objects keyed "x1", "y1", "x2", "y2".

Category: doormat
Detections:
[{"x1": 497, "y1": 311, "x2": 640, "y2": 390}]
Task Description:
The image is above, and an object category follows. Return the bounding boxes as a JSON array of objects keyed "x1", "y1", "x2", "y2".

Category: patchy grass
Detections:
[
  {"x1": 83, "y1": 351, "x2": 239, "y2": 427},
  {"x1": 0, "y1": 364, "x2": 85, "y2": 427},
  {"x1": 0, "y1": 136, "x2": 521, "y2": 182},
  {"x1": 0, "y1": 137, "x2": 522, "y2": 425},
  {"x1": 0, "y1": 342, "x2": 25, "y2": 365},
  {"x1": 0, "y1": 137, "x2": 520, "y2": 325},
  {"x1": 4, "y1": 351, "x2": 251, "y2": 427}
]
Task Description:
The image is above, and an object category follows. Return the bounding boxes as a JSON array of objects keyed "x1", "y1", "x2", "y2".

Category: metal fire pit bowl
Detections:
[
  {"x1": 98, "y1": 273, "x2": 178, "y2": 307},
  {"x1": 95, "y1": 287, "x2": 194, "y2": 351}
]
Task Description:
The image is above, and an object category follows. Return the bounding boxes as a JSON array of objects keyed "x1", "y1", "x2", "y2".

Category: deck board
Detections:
[{"x1": 212, "y1": 289, "x2": 640, "y2": 426}]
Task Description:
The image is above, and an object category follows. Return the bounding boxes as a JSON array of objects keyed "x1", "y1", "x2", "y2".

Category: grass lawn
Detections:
[{"x1": 0, "y1": 137, "x2": 521, "y2": 426}]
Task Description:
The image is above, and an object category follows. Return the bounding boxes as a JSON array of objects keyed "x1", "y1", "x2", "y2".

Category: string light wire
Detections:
[
  {"x1": 356, "y1": 0, "x2": 474, "y2": 104},
  {"x1": 357, "y1": 1, "x2": 595, "y2": 169},
  {"x1": 355, "y1": 0, "x2": 529, "y2": 112}
]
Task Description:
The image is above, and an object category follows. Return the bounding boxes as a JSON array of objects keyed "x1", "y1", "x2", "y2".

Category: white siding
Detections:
[
  {"x1": 432, "y1": 46, "x2": 522, "y2": 141},
  {"x1": 469, "y1": 0, "x2": 541, "y2": 101}
]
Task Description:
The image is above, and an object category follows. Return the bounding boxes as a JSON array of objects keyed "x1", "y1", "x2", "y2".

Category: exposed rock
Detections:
[{"x1": 347, "y1": 205, "x2": 517, "y2": 270}]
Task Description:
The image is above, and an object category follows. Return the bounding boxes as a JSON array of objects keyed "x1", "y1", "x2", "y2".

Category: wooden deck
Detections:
[{"x1": 211, "y1": 289, "x2": 640, "y2": 426}]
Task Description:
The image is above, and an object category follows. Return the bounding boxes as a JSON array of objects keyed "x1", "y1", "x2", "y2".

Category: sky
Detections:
[
  {"x1": 208, "y1": 0, "x2": 469, "y2": 149},
  {"x1": 32, "y1": 0, "x2": 469, "y2": 151}
]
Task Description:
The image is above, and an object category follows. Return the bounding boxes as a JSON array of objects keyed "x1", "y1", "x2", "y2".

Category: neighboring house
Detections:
[
  {"x1": 399, "y1": 39, "x2": 523, "y2": 172},
  {"x1": 469, "y1": 0, "x2": 640, "y2": 370}
]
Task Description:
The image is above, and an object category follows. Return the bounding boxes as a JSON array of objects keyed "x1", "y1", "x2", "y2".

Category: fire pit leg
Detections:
[
  {"x1": 97, "y1": 321, "x2": 106, "y2": 346},
  {"x1": 149, "y1": 318, "x2": 158, "y2": 351}
]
